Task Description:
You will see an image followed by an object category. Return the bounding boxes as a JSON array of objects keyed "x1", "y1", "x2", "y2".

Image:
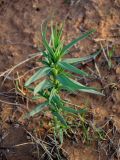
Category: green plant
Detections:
[
  {"x1": 107, "y1": 47, "x2": 115, "y2": 69},
  {"x1": 24, "y1": 22, "x2": 103, "y2": 143}
]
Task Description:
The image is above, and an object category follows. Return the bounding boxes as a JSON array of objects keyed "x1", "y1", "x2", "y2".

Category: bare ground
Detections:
[{"x1": 0, "y1": 0, "x2": 120, "y2": 160}]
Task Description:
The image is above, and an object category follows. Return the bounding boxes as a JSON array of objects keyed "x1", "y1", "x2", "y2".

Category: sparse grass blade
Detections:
[
  {"x1": 25, "y1": 67, "x2": 51, "y2": 86},
  {"x1": 62, "y1": 30, "x2": 95, "y2": 55}
]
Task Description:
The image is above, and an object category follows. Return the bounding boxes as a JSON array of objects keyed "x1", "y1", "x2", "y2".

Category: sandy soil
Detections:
[{"x1": 0, "y1": 0, "x2": 120, "y2": 160}]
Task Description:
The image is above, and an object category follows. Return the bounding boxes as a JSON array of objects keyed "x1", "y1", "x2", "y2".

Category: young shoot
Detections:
[{"x1": 24, "y1": 22, "x2": 103, "y2": 143}]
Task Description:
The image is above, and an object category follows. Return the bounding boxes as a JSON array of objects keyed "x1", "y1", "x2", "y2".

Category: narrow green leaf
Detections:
[
  {"x1": 32, "y1": 95, "x2": 42, "y2": 100},
  {"x1": 61, "y1": 106, "x2": 87, "y2": 114},
  {"x1": 38, "y1": 48, "x2": 52, "y2": 63},
  {"x1": 25, "y1": 67, "x2": 51, "y2": 86},
  {"x1": 54, "y1": 42, "x2": 63, "y2": 60},
  {"x1": 57, "y1": 74, "x2": 93, "y2": 90},
  {"x1": 59, "y1": 128, "x2": 63, "y2": 144},
  {"x1": 51, "y1": 21, "x2": 55, "y2": 47},
  {"x1": 40, "y1": 59, "x2": 49, "y2": 66},
  {"x1": 36, "y1": 47, "x2": 48, "y2": 58},
  {"x1": 49, "y1": 88, "x2": 57, "y2": 102},
  {"x1": 24, "y1": 101, "x2": 48, "y2": 118},
  {"x1": 58, "y1": 61, "x2": 89, "y2": 76},
  {"x1": 69, "y1": 78, "x2": 89, "y2": 88},
  {"x1": 26, "y1": 87, "x2": 34, "y2": 92},
  {"x1": 77, "y1": 108, "x2": 87, "y2": 114},
  {"x1": 62, "y1": 30, "x2": 95, "y2": 55},
  {"x1": 42, "y1": 37, "x2": 54, "y2": 56},
  {"x1": 52, "y1": 111, "x2": 67, "y2": 126},
  {"x1": 63, "y1": 50, "x2": 101, "y2": 64},
  {"x1": 58, "y1": 22, "x2": 64, "y2": 41},
  {"x1": 57, "y1": 74, "x2": 103, "y2": 95},
  {"x1": 34, "y1": 79, "x2": 52, "y2": 94},
  {"x1": 51, "y1": 94, "x2": 63, "y2": 108},
  {"x1": 78, "y1": 88, "x2": 104, "y2": 95},
  {"x1": 41, "y1": 25, "x2": 54, "y2": 57},
  {"x1": 37, "y1": 90, "x2": 49, "y2": 99}
]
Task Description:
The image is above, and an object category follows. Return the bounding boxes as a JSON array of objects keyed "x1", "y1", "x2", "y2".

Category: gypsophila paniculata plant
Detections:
[{"x1": 24, "y1": 21, "x2": 103, "y2": 143}]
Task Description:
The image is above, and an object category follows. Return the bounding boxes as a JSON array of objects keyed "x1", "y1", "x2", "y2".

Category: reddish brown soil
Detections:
[{"x1": 0, "y1": 0, "x2": 120, "y2": 160}]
